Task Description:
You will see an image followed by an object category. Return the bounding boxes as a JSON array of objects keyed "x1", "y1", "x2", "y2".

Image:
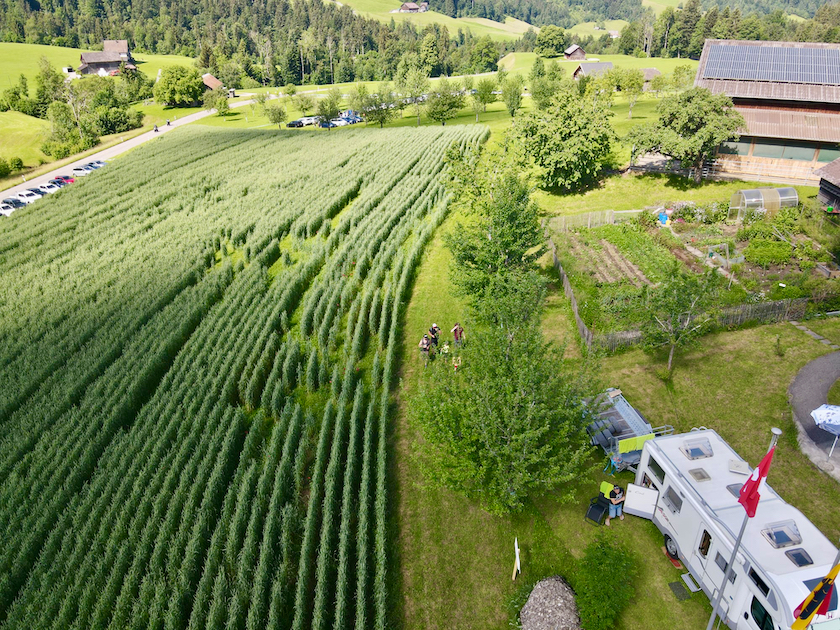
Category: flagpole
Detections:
[{"x1": 705, "y1": 427, "x2": 782, "y2": 630}]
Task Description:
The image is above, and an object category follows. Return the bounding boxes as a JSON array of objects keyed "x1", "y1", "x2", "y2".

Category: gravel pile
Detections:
[{"x1": 519, "y1": 576, "x2": 581, "y2": 630}]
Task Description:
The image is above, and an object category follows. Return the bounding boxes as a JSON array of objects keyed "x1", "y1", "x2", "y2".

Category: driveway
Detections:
[{"x1": 789, "y1": 350, "x2": 840, "y2": 481}]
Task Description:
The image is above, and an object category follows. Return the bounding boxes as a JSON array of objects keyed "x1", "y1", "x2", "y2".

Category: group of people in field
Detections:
[{"x1": 418, "y1": 322, "x2": 464, "y2": 369}]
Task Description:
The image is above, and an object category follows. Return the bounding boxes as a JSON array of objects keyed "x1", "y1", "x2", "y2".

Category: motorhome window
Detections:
[
  {"x1": 689, "y1": 468, "x2": 711, "y2": 482},
  {"x1": 663, "y1": 487, "x2": 683, "y2": 513},
  {"x1": 698, "y1": 530, "x2": 711, "y2": 558},
  {"x1": 748, "y1": 569, "x2": 770, "y2": 597},
  {"x1": 785, "y1": 548, "x2": 813, "y2": 567},
  {"x1": 761, "y1": 520, "x2": 802, "y2": 549},
  {"x1": 750, "y1": 596, "x2": 775, "y2": 630},
  {"x1": 715, "y1": 553, "x2": 736, "y2": 583},
  {"x1": 726, "y1": 483, "x2": 742, "y2": 498},
  {"x1": 648, "y1": 457, "x2": 665, "y2": 484},
  {"x1": 679, "y1": 438, "x2": 713, "y2": 460}
]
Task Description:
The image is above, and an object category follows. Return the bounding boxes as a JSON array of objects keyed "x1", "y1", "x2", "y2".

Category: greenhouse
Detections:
[{"x1": 729, "y1": 187, "x2": 799, "y2": 220}]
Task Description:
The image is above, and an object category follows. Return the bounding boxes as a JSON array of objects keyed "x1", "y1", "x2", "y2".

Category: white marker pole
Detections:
[{"x1": 512, "y1": 537, "x2": 521, "y2": 581}]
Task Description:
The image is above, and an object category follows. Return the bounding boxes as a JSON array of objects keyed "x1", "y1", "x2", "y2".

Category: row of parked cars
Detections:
[
  {"x1": 286, "y1": 111, "x2": 364, "y2": 129},
  {"x1": 0, "y1": 161, "x2": 105, "y2": 217}
]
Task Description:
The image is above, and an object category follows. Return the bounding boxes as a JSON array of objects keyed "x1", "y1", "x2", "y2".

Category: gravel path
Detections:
[
  {"x1": 519, "y1": 577, "x2": 580, "y2": 630},
  {"x1": 787, "y1": 333, "x2": 840, "y2": 481}
]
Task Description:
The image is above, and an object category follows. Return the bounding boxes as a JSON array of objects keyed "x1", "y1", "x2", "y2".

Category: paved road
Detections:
[
  {"x1": 2, "y1": 94, "x2": 270, "y2": 202},
  {"x1": 788, "y1": 346, "x2": 840, "y2": 481}
]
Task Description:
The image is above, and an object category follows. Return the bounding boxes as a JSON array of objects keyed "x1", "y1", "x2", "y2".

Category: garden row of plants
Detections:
[
  {"x1": 0, "y1": 124, "x2": 487, "y2": 630},
  {"x1": 554, "y1": 200, "x2": 840, "y2": 334}
]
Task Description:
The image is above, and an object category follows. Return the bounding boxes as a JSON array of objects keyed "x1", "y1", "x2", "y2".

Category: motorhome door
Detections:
[{"x1": 693, "y1": 528, "x2": 732, "y2": 601}]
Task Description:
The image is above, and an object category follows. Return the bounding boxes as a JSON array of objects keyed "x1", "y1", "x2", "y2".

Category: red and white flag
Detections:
[{"x1": 738, "y1": 445, "x2": 777, "y2": 518}]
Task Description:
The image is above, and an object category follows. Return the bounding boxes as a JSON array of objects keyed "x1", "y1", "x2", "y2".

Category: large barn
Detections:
[{"x1": 695, "y1": 39, "x2": 840, "y2": 184}]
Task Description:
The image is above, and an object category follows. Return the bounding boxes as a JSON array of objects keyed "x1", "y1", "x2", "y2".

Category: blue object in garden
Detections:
[{"x1": 659, "y1": 212, "x2": 668, "y2": 225}]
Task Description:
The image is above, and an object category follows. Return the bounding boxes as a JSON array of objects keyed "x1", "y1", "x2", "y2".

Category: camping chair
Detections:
[{"x1": 584, "y1": 482, "x2": 615, "y2": 526}]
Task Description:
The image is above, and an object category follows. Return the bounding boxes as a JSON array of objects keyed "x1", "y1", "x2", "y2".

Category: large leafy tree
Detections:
[
  {"x1": 425, "y1": 77, "x2": 464, "y2": 125},
  {"x1": 534, "y1": 24, "x2": 566, "y2": 57},
  {"x1": 316, "y1": 87, "x2": 342, "y2": 128},
  {"x1": 511, "y1": 89, "x2": 615, "y2": 191},
  {"x1": 153, "y1": 66, "x2": 204, "y2": 106},
  {"x1": 397, "y1": 64, "x2": 430, "y2": 126},
  {"x1": 641, "y1": 262, "x2": 718, "y2": 372},
  {"x1": 411, "y1": 316, "x2": 596, "y2": 515},
  {"x1": 501, "y1": 74, "x2": 524, "y2": 117},
  {"x1": 626, "y1": 87, "x2": 745, "y2": 182}
]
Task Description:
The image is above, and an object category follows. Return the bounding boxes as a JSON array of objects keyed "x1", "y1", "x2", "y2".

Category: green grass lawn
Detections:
[
  {"x1": 0, "y1": 42, "x2": 194, "y2": 90},
  {"x1": 800, "y1": 317, "x2": 840, "y2": 346},
  {"x1": 568, "y1": 20, "x2": 629, "y2": 36},
  {"x1": 395, "y1": 202, "x2": 840, "y2": 629},
  {"x1": 0, "y1": 111, "x2": 50, "y2": 166},
  {"x1": 498, "y1": 52, "x2": 698, "y2": 77},
  {"x1": 534, "y1": 171, "x2": 819, "y2": 216}
]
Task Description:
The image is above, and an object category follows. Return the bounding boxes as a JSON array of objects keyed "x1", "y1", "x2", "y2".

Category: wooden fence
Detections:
[
  {"x1": 547, "y1": 209, "x2": 644, "y2": 233},
  {"x1": 548, "y1": 236, "x2": 811, "y2": 352}
]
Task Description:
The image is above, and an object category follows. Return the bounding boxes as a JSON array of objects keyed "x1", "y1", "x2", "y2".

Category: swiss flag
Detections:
[{"x1": 738, "y1": 446, "x2": 776, "y2": 518}]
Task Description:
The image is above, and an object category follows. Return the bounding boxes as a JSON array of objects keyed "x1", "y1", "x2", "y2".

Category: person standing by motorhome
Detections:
[{"x1": 606, "y1": 484, "x2": 625, "y2": 526}]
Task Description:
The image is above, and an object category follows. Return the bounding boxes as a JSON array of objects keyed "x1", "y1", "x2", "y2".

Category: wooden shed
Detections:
[
  {"x1": 816, "y1": 158, "x2": 840, "y2": 210},
  {"x1": 564, "y1": 44, "x2": 586, "y2": 61}
]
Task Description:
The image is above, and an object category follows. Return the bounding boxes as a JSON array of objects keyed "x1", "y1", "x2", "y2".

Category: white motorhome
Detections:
[{"x1": 633, "y1": 429, "x2": 839, "y2": 630}]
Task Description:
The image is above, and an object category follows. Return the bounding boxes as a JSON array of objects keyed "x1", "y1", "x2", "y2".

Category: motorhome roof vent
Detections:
[
  {"x1": 761, "y1": 520, "x2": 802, "y2": 549},
  {"x1": 680, "y1": 438, "x2": 713, "y2": 460},
  {"x1": 785, "y1": 548, "x2": 813, "y2": 567},
  {"x1": 726, "y1": 483, "x2": 742, "y2": 498},
  {"x1": 689, "y1": 468, "x2": 711, "y2": 482}
]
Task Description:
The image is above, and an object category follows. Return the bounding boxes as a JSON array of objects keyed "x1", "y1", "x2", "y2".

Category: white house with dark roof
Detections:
[{"x1": 695, "y1": 39, "x2": 840, "y2": 184}]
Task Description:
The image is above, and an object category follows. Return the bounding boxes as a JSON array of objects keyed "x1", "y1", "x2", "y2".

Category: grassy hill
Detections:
[
  {"x1": 568, "y1": 19, "x2": 629, "y2": 36},
  {"x1": 330, "y1": 0, "x2": 536, "y2": 39},
  {"x1": 0, "y1": 43, "x2": 195, "y2": 93},
  {"x1": 0, "y1": 111, "x2": 50, "y2": 165}
]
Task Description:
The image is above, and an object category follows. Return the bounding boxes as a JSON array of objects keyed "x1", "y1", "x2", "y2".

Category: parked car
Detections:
[
  {"x1": 72, "y1": 167, "x2": 90, "y2": 177},
  {"x1": 89, "y1": 160, "x2": 106, "y2": 168},
  {"x1": 54, "y1": 175, "x2": 75, "y2": 184},
  {"x1": 301, "y1": 116, "x2": 319, "y2": 126},
  {"x1": 15, "y1": 190, "x2": 40, "y2": 204},
  {"x1": 37, "y1": 183, "x2": 61, "y2": 194},
  {"x1": 49, "y1": 179, "x2": 67, "y2": 188},
  {"x1": 85, "y1": 162, "x2": 102, "y2": 169},
  {"x1": 287, "y1": 119, "x2": 304, "y2": 128},
  {"x1": 0, "y1": 203, "x2": 14, "y2": 216},
  {"x1": 319, "y1": 120, "x2": 337, "y2": 128},
  {"x1": 2, "y1": 198, "x2": 26, "y2": 209},
  {"x1": 26, "y1": 188, "x2": 46, "y2": 197},
  {"x1": 331, "y1": 118, "x2": 350, "y2": 127}
]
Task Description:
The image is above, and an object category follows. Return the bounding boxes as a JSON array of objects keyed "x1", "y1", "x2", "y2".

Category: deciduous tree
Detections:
[
  {"x1": 153, "y1": 66, "x2": 204, "y2": 106},
  {"x1": 535, "y1": 24, "x2": 566, "y2": 57},
  {"x1": 641, "y1": 262, "x2": 718, "y2": 372},
  {"x1": 264, "y1": 101, "x2": 287, "y2": 127},
  {"x1": 511, "y1": 90, "x2": 615, "y2": 191},
  {"x1": 501, "y1": 74, "x2": 523, "y2": 117},
  {"x1": 626, "y1": 87, "x2": 745, "y2": 182},
  {"x1": 425, "y1": 77, "x2": 464, "y2": 125},
  {"x1": 316, "y1": 87, "x2": 342, "y2": 128}
]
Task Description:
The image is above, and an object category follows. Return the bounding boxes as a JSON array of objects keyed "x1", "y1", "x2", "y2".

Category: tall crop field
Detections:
[{"x1": 0, "y1": 124, "x2": 487, "y2": 630}]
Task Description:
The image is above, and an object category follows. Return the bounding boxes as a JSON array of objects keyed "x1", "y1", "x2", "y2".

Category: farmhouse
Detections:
[
  {"x1": 695, "y1": 39, "x2": 840, "y2": 185},
  {"x1": 103, "y1": 40, "x2": 132, "y2": 62},
  {"x1": 78, "y1": 51, "x2": 136, "y2": 76},
  {"x1": 564, "y1": 44, "x2": 586, "y2": 60},
  {"x1": 572, "y1": 62, "x2": 613, "y2": 80},
  {"x1": 816, "y1": 158, "x2": 840, "y2": 209},
  {"x1": 399, "y1": 2, "x2": 419, "y2": 11}
]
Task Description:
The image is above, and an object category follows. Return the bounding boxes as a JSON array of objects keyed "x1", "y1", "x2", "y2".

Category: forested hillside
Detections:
[
  {"x1": 0, "y1": 0, "x2": 511, "y2": 86},
  {"x1": 427, "y1": 0, "x2": 645, "y2": 28}
]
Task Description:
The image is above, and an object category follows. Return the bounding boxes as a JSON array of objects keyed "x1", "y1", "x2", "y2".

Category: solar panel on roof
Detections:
[{"x1": 702, "y1": 44, "x2": 840, "y2": 86}]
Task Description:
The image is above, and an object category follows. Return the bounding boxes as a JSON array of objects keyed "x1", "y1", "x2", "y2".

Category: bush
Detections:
[
  {"x1": 574, "y1": 531, "x2": 637, "y2": 630},
  {"x1": 8, "y1": 157, "x2": 23, "y2": 172},
  {"x1": 0, "y1": 158, "x2": 9, "y2": 178}
]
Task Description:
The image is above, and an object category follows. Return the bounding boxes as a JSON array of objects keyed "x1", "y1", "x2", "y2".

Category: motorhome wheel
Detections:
[{"x1": 664, "y1": 534, "x2": 679, "y2": 560}]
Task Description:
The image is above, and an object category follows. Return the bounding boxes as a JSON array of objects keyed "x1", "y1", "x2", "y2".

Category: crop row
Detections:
[{"x1": 0, "y1": 124, "x2": 487, "y2": 629}]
